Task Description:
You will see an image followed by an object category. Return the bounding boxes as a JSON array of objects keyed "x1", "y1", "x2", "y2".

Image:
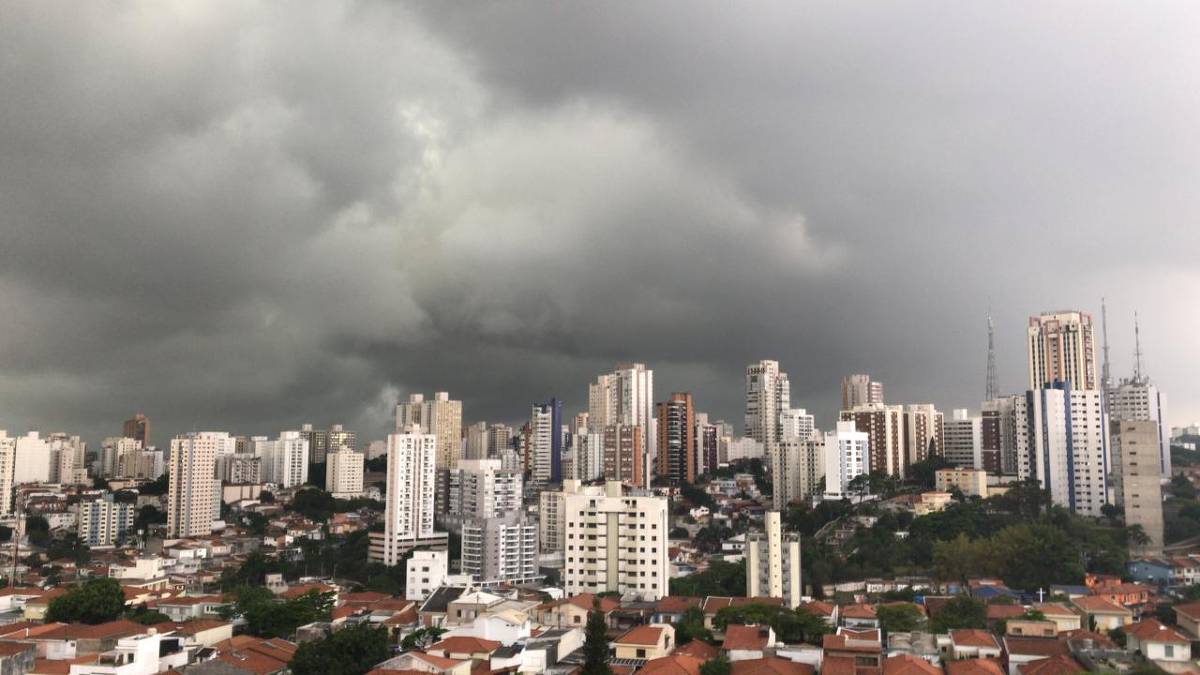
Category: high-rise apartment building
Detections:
[
  {"x1": 77, "y1": 494, "x2": 136, "y2": 546},
  {"x1": 746, "y1": 511, "x2": 802, "y2": 608},
  {"x1": 447, "y1": 459, "x2": 522, "y2": 522},
  {"x1": 1109, "y1": 379, "x2": 1169, "y2": 475},
  {"x1": 841, "y1": 374, "x2": 884, "y2": 411},
  {"x1": 589, "y1": 364, "x2": 655, "y2": 485},
  {"x1": 772, "y1": 437, "x2": 824, "y2": 509},
  {"x1": 840, "y1": 404, "x2": 905, "y2": 478},
  {"x1": 745, "y1": 360, "x2": 790, "y2": 450},
  {"x1": 538, "y1": 479, "x2": 579, "y2": 554},
  {"x1": 656, "y1": 393, "x2": 696, "y2": 484},
  {"x1": 225, "y1": 455, "x2": 262, "y2": 484},
  {"x1": 396, "y1": 392, "x2": 464, "y2": 471},
  {"x1": 167, "y1": 432, "x2": 231, "y2": 537},
  {"x1": 1111, "y1": 420, "x2": 1164, "y2": 555},
  {"x1": 602, "y1": 424, "x2": 644, "y2": 487},
  {"x1": 327, "y1": 424, "x2": 357, "y2": 458},
  {"x1": 298, "y1": 424, "x2": 329, "y2": 465},
  {"x1": 14, "y1": 432, "x2": 51, "y2": 485},
  {"x1": 487, "y1": 423, "x2": 512, "y2": 458},
  {"x1": 1015, "y1": 384, "x2": 1108, "y2": 517},
  {"x1": 47, "y1": 433, "x2": 87, "y2": 485},
  {"x1": 530, "y1": 399, "x2": 563, "y2": 483},
  {"x1": 981, "y1": 396, "x2": 1020, "y2": 474},
  {"x1": 695, "y1": 414, "x2": 720, "y2": 478},
  {"x1": 254, "y1": 431, "x2": 309, "y2": 488},
  {"x1": 100, "y1": 437, "x2": 141, "y2": 479},
  {"x1": 1027, "y1": 311, "x2": 1098, "y2": 390},
  {"x1": 0, "y1": 432, "x2": 14, "y2": 517},
  {"x1": 461, "y1": 512, "x2": 540, "y2": 587},
  {"x1": 566, "y1": 431, "x2": 604, "y2": 482},
  {"x1": 562, "y1": 481, "x2": 669, "y2": 601},
  {"x1": 904, "y1": 404, "x2": 945, "y2": 466},
  {"x1": 943, "y1": 409, "x2": 982, "y2": 469},
  {"x1": 326, "y1": 446, "x2": 365, "y2": 498},
  {"x1": 823, "y1": 421, "x2": 869, "y2": 500},
  {"x1": 780, "y1": 408, "x2": 817, "y2": 442},
  {"x1": 464, "y1": 422, "x2": 489, "y2": 461},
  {"x1": 372, "y1": 426, "x2": 447, "y2": 566},
  {"x1": 123, "y1": 414, "x2": 150, "y2": 447}
]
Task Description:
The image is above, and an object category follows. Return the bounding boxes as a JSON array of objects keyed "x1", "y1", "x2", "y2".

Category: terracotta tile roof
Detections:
[
  {"x1": 945, "y1": 659, "x2": 1004, "y2": 675},
  {"x1": 1056, "y1": 629, "x2": 1115, "y2": 648},
  {"x1": 723, "y1": 624, "x2": 770, "y2": 651},
  {"x1": 821, "y1": 656, "x2": 857, "y2": 675},
  {"x1": 879, "y1": 602, "x2": 925, "y2": 617},
  {"x1": 541, "y1": 592, "x2": 621, "y2": 613},
  {"x1": 615, "y1": 625, "x2": 664, "y2": 646},
  {"x1": 1125, "y1": 618, "x2": 1191, "y2": 645},
  {"x1": 985, "y1": 605, "x2": 1025, "y2": 620},
  {"x1": 731, "y1": 657, "x2": 815, "y2": 675},
  {"x1": 702, "y1": 597, "x2": 782, "y2": 613},
  {"x1": 655, "y1": 596, "x2": 702, "y2": 613},
  {"x1": 949, "y1": 629, "x2": 999, "y2": 649},
  {"x1": 823, "y1": 629, "x2": 882, "y2": 653},
  {"x1": 0, "y1": 643, "x2": 33, "y2": 656},
  {"x1": 39, "y1": 620, "x2": 146, "y2": 641},
  {"x1": 882, "y1": 654, "x2": 942, "y2": 675},
  {"x1": 1002, "y1": 637, "x2": 1069, "y2": 658},
  {"x1": 1174, "y1": 602, "x2": 1200, "y2": 621},
  {"x1": 408, "y1": 652, "x2": 466, "y2": 670},
  {"x1": 341, "y1": 592, "x2": 390, "y2": 604},
  {"x1": 427, "y1": 636, "x2": 502, "y2": 654},
  {"x1": 367, "y1": 670, "x2": 431, "y2": 675},
  {"x1": 216, "y1": 649, "x2": 287, "y2": 675},
  {"x1": 1070, "y1": 596, "x2": 1131, "y2": 614},
  {"x1": 1016, "y1": 655, "x2": 1085, "y2": 675},
  {"x1": 675, "y1": 640, "x2": 719, "y2": 659},
  {"x1": 841, "y1": 604, "x2": 878, "y2": 620},
  {"x1": 638, "y1": 654, "x2": 705, "y2": 675},
  {"x1": 281, "y1": 583, "x2": 335, "y2": 599},
  {"x1": 796, "y1": 601, "x2": 836, "y2": 617},
  {"x1": 173, "y1": 619, "x2": 231, "y2": 635},
  {"x1": 0, "y1": 622, "x2": 66, "y2": 638},
  {"x1": 1031, "y1": 603, "x2": 1075, "y2": 617},
  {"x1": 30, "y1": 656, "x2": 96, "y2": 675}
]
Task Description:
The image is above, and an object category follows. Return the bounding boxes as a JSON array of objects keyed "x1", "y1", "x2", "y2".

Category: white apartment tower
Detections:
[
  {"x1": 47, "y1": 433, "x2": 87, "y2": 485},
  {"x1": 772, "y1": 437, "x2": 825, "y2": 510},
  {"x1": 538, "y1": 479, "x2": 579, "y2": 554},
  {"x1": 529, "y1": 403, "x2": 557, "y2": 483},
  {"x1": 745, "y1": 360, "x2": 790, "y2": 450},
  {"x1": 465, "y1": 422, "x2": 489, "y2": 461},
  {"x1": 167, "y1": 432, "x2": 232, "y2": 537},
  {"x1": 461, "y1": 512, "x2": 541, "y2": 587},
  {"x1": 0, "y1": 432, "x2": 14, "y2": 516},
  {"x1": 448, "y1": 459, "x2": 522, "y2": 521},
  {"x1": 1109, "y1": 379, "x2": 1170, "y2": 475},
  {"x1": 396, "y1": 392, "x2": 464, "y2": 471},
  {"x1": 823, "y1": 421, "x2": 869, "y2": 500},
  {"x1": 326, "y1": 446, "x2": 365, "y2": 498},
  {"x1": 1027, "y1": 311, "x2": 1098, "y2": 391},
  {"x1": 589, "y1": 363, "x2": 655, "y2": 484},
  {"x1": 77, "y1": 494, "x2": 136, "y2": 546},
  {"x1": 780, "y1": 408, "x2": 817, "y2": 442},
  {"x1": 379, "y1": 427, "x2": 441, "y2": 565},
  {"x1": 406, "y1": 550, "x2": 450, "y2": 602},
  {"x1": 943, "y1": 409, "x2": 983, "y2": 469},
  {"x1": 904, "y1": 404, "x2": 945, "y2": 466},
  {"x1": 563, "y1": 481, "x2": 670, "y2": 601},
  {"x1": 841, "y1": 374, "x2": 884, "y2": 410},
  {"x1": 13, "y1": 432, "x2": 51, "y2": 485},
  {"x1": 746, "y1": 511, "x2": 802, "y2": 608},
  {"x1": 1015, "y1": 384, "x2": 1108, "y2": 517},
  {"x1": 254, "y1": 431, "x2": 309, "y2": 488}
]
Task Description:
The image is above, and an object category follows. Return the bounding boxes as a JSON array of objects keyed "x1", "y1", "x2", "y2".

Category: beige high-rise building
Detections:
[
  {"x1": 746, "y1": 360, "x2": 790, "y2": 450},
  {"x1": 168, "y1": 432, "x2": 231, "y2": 537},
  {"x1": 538, "y1": 479, "x2": 579, "y2": 554},
  {"x1": 772, "y1": 437, "x2": 824, "y2": 509},
  {"x1": 370, "y1": 426, "x2": 448, "y2": 566},
  {"x1": 1112, "y1": 420, "x2": 1164, "y2": 555},
  {"x1": 943, "y1": 409, "x2": 982, "y2": 469},
  {"x1": 563, "y1": 481, "x2": 669, "y2": 601},
  {"x1": 841, "y1": 374, "x2": 883, "y2": 411},
  {"x1": 1028, "y1": 311, "x2": 1098, "y2": 391},
  {"x1": 589, "y1": 363, "x2": 655, "y2": 483},
  {"x1": 840, "y1": 404, "x2": 905, "y2": 478},
  {"x1": 464, "y1": 422, "x2": 489, "y2": 461},
  {"x1": 327, "y1": 425, "x2": 357, "y2": 457},
  {"x1": 123, "y1": 414, "x2": 150, "y2": 447},
  {"x1": 904, "y1": 404, "x2": 945, "y2": 466},
  {"x1": 47, "y1": 433, "x2": 88, "y2": 485},
  {"x1": 746, "y1": 511, "x2": 802, "y2": 608},
  {"x1": 326, "y1": 446, "x2": 364, "y2": 498},
  {"x1": 396, "y1": 392, "x2": 463, "y2": 471}
]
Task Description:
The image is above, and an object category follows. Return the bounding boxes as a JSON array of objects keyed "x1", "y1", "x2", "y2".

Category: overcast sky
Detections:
[{"x1": 2, "y1": 1, "x2": 1198, "y2": 447}]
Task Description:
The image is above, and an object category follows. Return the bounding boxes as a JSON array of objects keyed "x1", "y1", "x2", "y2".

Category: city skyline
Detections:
[{"x1": 2, "y1": 3, "x2": 1198, "y2": 445}]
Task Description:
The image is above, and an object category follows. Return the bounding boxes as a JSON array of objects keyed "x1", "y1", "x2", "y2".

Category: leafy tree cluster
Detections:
[
  {"x1": 713, "y1": 603, "x2": 832, "y2": 644},
  {"x1": 679, "y1": 481, "x2": 716, "y2": 510},
  {"x1": 670, "y1": 560, "x2": 746, "y2": 597},
  {"x1": 139, "y1": 473, "x2": 169, "y2": 496},
  {"x1": 876, "y1": 603, "x2": 925, "y2": 633},
  {"x1": 292, "y1": 623, "x2": 390, "y2": 675},
  {"x1": 46, "y1": 578, "x2": 126, "y2": 624},
  {"x1": 219, "y1": 586, "x2": 334, "y2": 638},
  {"x1": 134, "y1": 505, "x2": 167, "y2": 532},
  {"x1": 1166, "y1": 501, "x2": 1200, "y2": 543},
  {"x1": 581, "y1": 602, "x2": 612, "y2": 675},
  {"x1": 400, "y1": 626, "x2": 446, "y2": 651},
  {"x1": 675, "y1": 607, "x2": 713, "y2": 644},
  {"x1": 365, "y1": 456, "x2": 387, "y2": 472},
  {"x1": 287, "y1": 487, "x2": 384, "y2": 522},
  {"x1": 929, "y1": 595, "x2": 987, "y2": 633},
  {"x1": 693, "y1": 523, "x2": 734, "y2": 554},
  {"x1": 26, "y1": 515, "x2": 51, "y2": 547},
  {"x1": 700, "y1": 654, "x2": 732, "y2": 675}
]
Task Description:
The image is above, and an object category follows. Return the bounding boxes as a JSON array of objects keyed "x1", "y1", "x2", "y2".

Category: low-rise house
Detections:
[
  {"x1": 425, "y1": 636, "x2": 501, "y2": 661},
  {"x1": 66, "y1": 631, "x2": 187, "y2": 675},
  {"x1": 611, "y1": 624, "x2": 675, "y2": 661},
  {"x1": 519, "y1": 627, "x2": 583, "y2": 672},
  {"x1": 417, "y1": 586, "x2": 468, "y2": 628},
  {"x1": 1126, "y1": 559, "x2": 1172, "y2": 586},
  {"x1": 652, "y1": 596, "x2": 701, "y2": 624},
  {"x1": 702, "y1": 597, "x2": 783, "y2": 630},
  {"x1": 947, "y1": 630, "x2": 1000, "y2": 659},
  {"x1": 1122, "y1": 618, "x2": 1191, "y2": 664},
  {"x1": 1170, "y1": 556, "x2": 1200, "y2": 586},
  {"x1": 840, "y1": 604, "x2": 879, "y2": 629},
  {"x1": 1087, "y1": 583, "x2": 1152, "y2": 611},
  {"x1": 944, "y1": 659, "x2": 1004, "y2": 675},
  {"x1": 722, "y1": 625, "x2": 774, "y2": 662},
  {"x1": 208, "y1": 636, "x2": 296, "y2": 675},
  {"x1": 885, "y1": 631, "x2": 943, "y2": 662},
  {"x1": 796, "y1": 601, "x2": 838, "y2": 626},
  {"x1": 152, "y1": 619, "x2": 232, "y2": 648},
  {"x1": 1015, "y1": 655, "x2": 1085, "y2": 675},
  {"x1": 536, "y1": 593, "x2": 620, "y2": 629},
  {"x1": 1069, "y1": 596, "x2": 1132, "y2": 632},
  {"x1": 1029, "y1": 604, "x2": 1080, "y2": 633},
  {"x1": 882, "y1": 654, "x2": 942, "y2": 675},
  {"x1": 156, "y1": 596, "x2": 228, "y2": 623},
  {"x1": 1002, "y1": 620, "x2": 1056, "y2": 639},
  {"x1": 822, "y1": 628, "x2": 883, "y2": 671},
  {"x1": 1173, "y1": 601, "x2": 1200, "y2": 638},
  {"x1": 637, "y1": 654, "x2": 706, "y2": 675},
  {"x1": 32, "y1": 621, "x2": 149, "y2": 660},
  {"x1": 0, "y1": 642, "x2": 36, "y2": 675},
  {"x1": 1000, "y1": 638, "x2": 1070, "y2": 675},
  {"x1": 730, "y1": 657, "x2": 814, "y2": 675}
]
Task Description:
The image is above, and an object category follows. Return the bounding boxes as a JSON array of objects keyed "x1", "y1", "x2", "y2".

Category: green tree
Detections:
[
  {"x1": 991, "y1": 523, "x2": 1082, "y2": 591},
  {"x1": 1170, "y1": 475, "x2": 1197, "y2": 500},
  {"x1": 933, "y1": 533, "x2": 995, "y2": 584},
  {"x1": 222, "y1": 585, "x2": 334, "y2": 638},
  {"x1": 126, "y1": 608, "x2": 171, "y2": 625},
  {"x1": 714, "y1": 604, "x2": 830, "y2": 644},
  {"x1": 400, "y1": 627, "x2": 446, "y2": 651},
  {"x1": 292, "y1": 623, "x2": 390, "y2": 675},
  {"x1": 134, "y1": 505, "x2": 167, "y2": 532},
  {"x1": 25, "y1": 515, "x2": 50, "y2": 548},
  {"x1": 675, "y1": 607, "x2": 713, "y2": 645},
  {"x1": 670, "y1": 560, "x2": 746, "y2": 597},
  {"x1": 581, "y1": 601, "x2": 612, "y2": 675},
  {"x1": 930, "y1": 595, "x2": 987, "y2": 633},
  {"x1": 877, "y1": 604, "x2": 924, "y2": 633},
  {"x1": 46, "y1": 578, "x2": 126, "y2": 624},
  {"x1": 139, "y1": 473, "x2": 169, "y2": 496},
  {"x1": 700, "y1": 654, "x2": 732, "y2": 675}
]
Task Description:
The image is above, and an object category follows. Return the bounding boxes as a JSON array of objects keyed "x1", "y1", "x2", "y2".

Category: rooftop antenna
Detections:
[
  {"x1": 1134, "y1": 310, "x2": 1145, "y2": 383},
  {"x1": 985, "y1": 309, "x2": 998, "y2": 401},
  {"x1": 1101, "y1": 298, "x2": 1112, "y2": 391}
]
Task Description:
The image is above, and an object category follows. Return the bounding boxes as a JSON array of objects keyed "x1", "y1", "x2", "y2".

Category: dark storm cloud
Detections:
[{"x1": 1, "y1": 1, "x2": 1197, "y2": 446}]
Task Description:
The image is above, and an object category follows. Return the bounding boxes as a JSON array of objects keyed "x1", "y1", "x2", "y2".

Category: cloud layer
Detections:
[{"x1": 2, "y1": 1, "x2": 1197, "y2": 445}]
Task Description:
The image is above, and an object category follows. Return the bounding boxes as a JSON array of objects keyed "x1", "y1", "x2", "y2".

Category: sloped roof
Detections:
[
  {"x1": 638, "y1": 654, "x2": 705, "y2": 675},
  {"x1": 615, "y1": 625, "x2": 664, "y2": 646},
  {"x1": 1016, "y1": 656, "x2": 1085, "y2": 675},
  {"x1": 949, "y1": 629, "x2": 999, "y2": 649},
  {"x1": 427, "y1": 636, "x2": 502, "y2": 654},
  {"x1": 1070, "y1": 596, "x2": 1131, "y2": 615},
  {"x1": 675, "y1": 640, "x2": 719, "y2": 659},
  {"x1": 731, "y1": 657, "x2": 815, "y2": 675},
  {"x1": 841, "y1": 604, "x2": 878, "y2": 620},
  {"x1": 882, "y1": 654, "x2": 942, "y2": 675},
  {"x1": 1125, "y1": 618, "x2": 1191, "y2": 644},
  {"x1": 945, "y1": 659, "x2": 1004, "y2": 675},
  {"x1": 723, "y1": 624, "x2": 770, "y2": 651}
]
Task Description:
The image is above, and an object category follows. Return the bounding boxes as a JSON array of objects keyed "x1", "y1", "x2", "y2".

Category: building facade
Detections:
[
  {"x1": 167, "y1": 432, "x2": 232, "y2": 537},
  {"x1": 448, "y1": 459, "x2": 523, "y2": 521},
  {"x1": 823, "y1": 421, "x2": 869, "y2": 500},
  {"x1": 461, "y1": 512, "x2": 541, "y2": 587},
  {"x1": 326, "y1": 446, "x2": 365, "y2": 498},
  {"x1": 395, "y1": 392, "x2": 464, "y2": 471},
  {"x1": 77, "y1": 494, "x2": 136, "y2": 546},
  {"x1": 841, "y1": 374, "x2": 884, "y2": 410},
  {"x1": 589, "y1": 364, "x2": 655, "y2": 486},
  {"x1": 1015, "y1": 384, "x2": 1108, "y2": 517},
  {"x1": 377, "y1": 427, "x2": 445, "y2": 565},
  {"x1": 1112, "y1": 420, "x2": 1164, "y2": 555},
  {"x1": 530, "y1": 399, "x2": 563, "y2": 483},
  {"x1": 745, "y1": 360, "x2": 790, "y2": 451},
  {"x1": 562, "y1": 481, "x2": 669, "y2": 601},
  {"x1": 943, "y1": 409, "x2": 982, "y2": 468},
  {"x1": 1027, "y1": 310, "x2": 1098, "y2": 391},
  {"x1": 772, "y1": 437, "x2": 824, "y2": 510},
  {"x1": 656, "y1": 392, "x2": 696, "y2": 484},
  {"x1": 840, "y1": 404, "x2": 905, "y2": 478},
  {"x1": 746, "y1": 511, "x2": 802, "y2": 608},
  {"x1": 254, "y1": 431, "x2": 309, "y2": 488},
  {"x1": 602, "y1": 423, "x2": 644, "y2": 487}
]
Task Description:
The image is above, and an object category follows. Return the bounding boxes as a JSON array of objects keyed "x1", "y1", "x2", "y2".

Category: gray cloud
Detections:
[{"x1": 0, "y1": 1, "x2": 1197, "y2": 447}]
